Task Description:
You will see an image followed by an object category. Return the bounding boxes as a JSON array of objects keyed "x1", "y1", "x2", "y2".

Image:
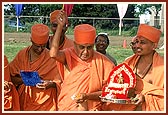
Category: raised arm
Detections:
[{"x1": 49, "y1": 10, "x2": 66, "y2": 64}]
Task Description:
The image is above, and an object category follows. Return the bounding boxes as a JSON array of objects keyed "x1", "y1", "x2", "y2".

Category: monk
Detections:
[
  {"x1": 49, "y1": 10, "x2": 115, "y2": 111},
  {"x1": 95, "y1": 33, "x2": 117, "y2": 66},
  {"x1": 4, "y1": 55, "x2": 20, "y2": 111},
  {"x1": 46, "y1": 10, "x2": 74, "y2": 50},
  {"x1": 102, "y1": 24, "x2": 164, "y2": 111},
  {"x1": 9, "y1": 24, "x2": 62, "y2": 111}
]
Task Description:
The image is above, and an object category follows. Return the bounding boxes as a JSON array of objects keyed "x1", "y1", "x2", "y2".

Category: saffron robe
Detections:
[
  {"x1": 102, "y1": 52, "x2": 164, "y2": 111},
  {"x1": 57, "y1": 47, "x2": 115, "y2": 111},
  {"x1": 4, "y1": 55, "x2": 20, "y2": 111},
  {"x1": 48, "y1": 35, "x2": 74, "y2": 50},
  {"x1": 9, "y1": 47, "x2": 62, "y2": 111},
  {"x1": 125, "y1": 52, "x2": 164, "y2": 111}
]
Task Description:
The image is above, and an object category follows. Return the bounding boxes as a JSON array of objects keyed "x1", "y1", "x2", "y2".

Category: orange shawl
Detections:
[
  {"x1": 57, "y1": 47, "x2": 115, "y2": 111},
  {"x1": 9, "y1": 47, "x2": 62, "y2": 111},
  {"x1": 59, "y1": 36, "x2": 74, "y2": 50},
  {"x1": 102, "y1": 52, "x2": 164, "y2": 111},
  {"x1": 4, "y1": 56, "x2": 20, "y2": 111},
  {"x1": 124, "y1": 52, "x2": 164, "y2": 111},
  {"x1": 49, "y1": 35, "x2": 74, "y2": 50}
]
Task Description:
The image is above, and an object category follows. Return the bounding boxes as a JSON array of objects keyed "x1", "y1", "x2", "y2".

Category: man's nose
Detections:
[
  {"x1": 83, "y1": 48, "x2": 89, "y2": 54},
  {"x1": 38, "y1": 46, "x2": 43, "y2": 51}
]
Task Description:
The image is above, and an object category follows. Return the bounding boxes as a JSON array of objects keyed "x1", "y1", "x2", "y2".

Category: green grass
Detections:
[
  {"x1": 4, "y1": 41, "x2": 31, "y2": 62},
  {"x1": 107, "y1": 46, "x2": 134, "y2": 64},
  {"x1": 4, "y1": 41, "x2": 164, "y2": 64},
  {"x1": 107, "y1": 45, "x2": 164, "y2": 64}
]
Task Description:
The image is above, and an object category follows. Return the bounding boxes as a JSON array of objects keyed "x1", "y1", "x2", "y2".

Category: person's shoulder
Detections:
[
  {"x1": 154, "y1": 51, "x2": 164, "y2": 64},
  {"x1": 17, "y1": 46, "x2": 29, "y2": 55},
  {"x1": 10, "y1": 46, "x2": 30, "y2": 62},
  {"x1": 106, "y1": 53, "x2": 117, "y2": 66},
  {"x1": 65, "y1": 36, "x2": 74, "y2": 42},
  {"x1": 94, "y1": 51, "x2": 115, "y2": 65},
  {"x1": 124, "y1": 54, "x2": 136, "y2": 61},
  {"x1": 94, "y1": 50, "x2": 103, "y2": 56}
]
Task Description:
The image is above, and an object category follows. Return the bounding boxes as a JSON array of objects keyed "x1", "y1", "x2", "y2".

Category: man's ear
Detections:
[{"x1": 153, "y1": 43, "x2": 158, "y2": 50}]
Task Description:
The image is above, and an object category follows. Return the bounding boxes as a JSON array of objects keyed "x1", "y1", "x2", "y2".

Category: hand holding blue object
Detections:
[{"x1": 20, "y1": 70, "x2": 43, "y2": 86}]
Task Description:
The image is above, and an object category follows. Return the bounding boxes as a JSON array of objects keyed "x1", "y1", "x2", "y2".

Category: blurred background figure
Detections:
[
  {"x1": 129, "y1": 36, "x2": 138, "y2": 54},
  {"x1": 46, "y1": 10, "x2": 74, "y2": 50},
  {"x1": 95, "y1": 33, "x2": 117, "y2": 66},
  {"x1": 4, "y1": 55, "x2": 20, "y2": 111}
]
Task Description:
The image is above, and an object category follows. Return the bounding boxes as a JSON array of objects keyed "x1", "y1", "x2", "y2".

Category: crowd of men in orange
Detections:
[{"x1": 4, "y1": 9, "x2": 164, "y2": 111}]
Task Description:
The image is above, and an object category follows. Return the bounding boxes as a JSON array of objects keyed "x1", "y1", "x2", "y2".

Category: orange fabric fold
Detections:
[
  {"x1": 57, "y1": 47, "x2": 115, "y2": 111},
  {"x1": 9, "y1": 47, "x2": 62, "y2": 111},
  {"x1": 4, "y1": 55, "x2": 20, "y2": 111},
  {"x1": 102, "y1": 52, "x2": 164, "y2": 111},
  {"x1": 125, "y1": 52, "x2": 164, "y2": 111},
  {"x1": 48, "y1": 35, "x2": 74, "y2": 50}
]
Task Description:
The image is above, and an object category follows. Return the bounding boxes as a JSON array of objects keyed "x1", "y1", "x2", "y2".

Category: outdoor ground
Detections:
[
  {"x1": 4, "y1": 32, "x2": 165, "y2": 64},
  {"x1": 4, "y1": 32, "x2": 164, "y2": 48}
]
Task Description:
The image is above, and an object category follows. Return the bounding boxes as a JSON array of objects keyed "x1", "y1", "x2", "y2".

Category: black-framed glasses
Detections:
[
  {"x1": 129, "y1": 41, "x2": 136, "y2": 46},
  {"x1": 96, "y1": 40, "x2": 107, "y2": 44}
]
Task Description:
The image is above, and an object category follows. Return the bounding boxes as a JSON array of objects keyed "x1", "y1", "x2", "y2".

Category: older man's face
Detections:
[
  {"x1": 74, "y1": 42, "x2": 94, "y2": 61},
  {"x1": 31, "y1": 41, "x2": 47, "y2": 55}
]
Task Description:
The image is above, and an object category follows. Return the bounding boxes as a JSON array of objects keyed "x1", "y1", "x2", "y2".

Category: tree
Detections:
[
  {"x1": 71, "y1": 4, "x2": 135, "y2": 30},
  {"x1": 4, "y1": 3, "x2": 136, "y2": 30},
  {"x1": 134, "y1": 4, "x2": 162, "y2": 28}
]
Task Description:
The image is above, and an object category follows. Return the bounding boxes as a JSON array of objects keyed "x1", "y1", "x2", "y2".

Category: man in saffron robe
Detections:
[
  {"x1": 47, "y1": 9, "x2": 74, "y2": 86},
  {"x1": 4, "y1": 55, "x2": 20, "y2": 111},
  {"x1": 102, "y1": 24, "x2": 164, "y2": 111},
  {"x1": 49, "y1": 10, "x2": 115, "y2": 111},
  {"x1": 9, "y1": 24, "x2": 62, "y2": 111},
  {"x1": 46, "y1": 10, "x2": 74, "y2": 50}
]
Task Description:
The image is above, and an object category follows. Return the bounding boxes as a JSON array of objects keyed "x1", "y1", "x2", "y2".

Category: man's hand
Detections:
[
  {"x1": 134, "y1": 93, "x2": 145, "y2": 105},
  {"x1": 71, "y1": 93, "x2": 88, "y2": 103},
  {"x1": 56, "y1": 10, "x2": 67, "y2": 27},
  {"x1": 4, "y1": 81, "x2": 12, "y2": 94},
  {"x1": 36, "y1": 80, "x2": 56, "y2": 90}
]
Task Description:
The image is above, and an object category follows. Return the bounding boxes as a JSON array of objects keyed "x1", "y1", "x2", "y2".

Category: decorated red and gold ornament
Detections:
[{"x1": 101, "y1": 63, "x2": 136, "y2": 102}]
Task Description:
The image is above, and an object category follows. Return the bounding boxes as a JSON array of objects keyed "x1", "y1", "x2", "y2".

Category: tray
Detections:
[{"x1": 99, "y1": 96, "x2": 137, "y2": 104}]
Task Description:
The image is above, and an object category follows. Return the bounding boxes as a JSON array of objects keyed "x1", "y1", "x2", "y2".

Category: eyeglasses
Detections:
[
  {"x1": 96, "y1": 40, "x2": 107, "y2": 44},
  {"x1": 129, "y1": 41, "x2": 136, "y2": 47}
]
